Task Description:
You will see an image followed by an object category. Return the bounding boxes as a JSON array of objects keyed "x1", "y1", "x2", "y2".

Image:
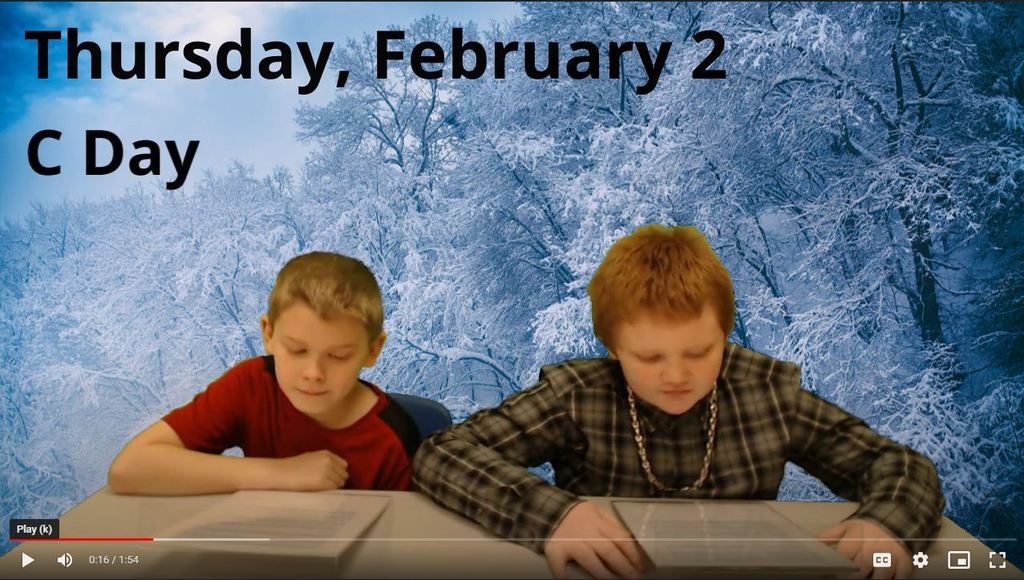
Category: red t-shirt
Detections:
[{"x1": 163, "y1": 356, "x2": 417, "y2": 490}]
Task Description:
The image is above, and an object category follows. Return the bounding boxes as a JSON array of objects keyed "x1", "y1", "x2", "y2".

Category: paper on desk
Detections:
[
  {"x1": 154, "y1": 490, "x2": 390, "y2": 558},
  {"x1": 612, "y1": 501, "x2": 857, "y2": 572}
]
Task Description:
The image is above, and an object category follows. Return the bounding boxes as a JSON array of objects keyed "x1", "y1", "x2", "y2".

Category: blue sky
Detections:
[{"x1": 0, "y1": 2, "x2": 522, "y2": 221}]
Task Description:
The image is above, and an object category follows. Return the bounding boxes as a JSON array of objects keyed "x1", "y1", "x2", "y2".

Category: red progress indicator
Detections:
[{"x1": 18, "y1": 537, "x2": 154, "y2": 542}]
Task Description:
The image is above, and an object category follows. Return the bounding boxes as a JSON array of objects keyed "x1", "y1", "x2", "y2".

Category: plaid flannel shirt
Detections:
[{"x1": 413, "y1": 342, "x2": 945, "y2": 555}]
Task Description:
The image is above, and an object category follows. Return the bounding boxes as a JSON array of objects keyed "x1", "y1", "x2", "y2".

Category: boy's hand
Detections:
[
  {"x1": 273, "y1": 450, "x2": 348, "y2": 491},
  {"x1": 818, "y1": 518, "x2": 913, "y2": 579},
  {"x1": 544, "y1": 501, "x2": 647, "y2": 579}
]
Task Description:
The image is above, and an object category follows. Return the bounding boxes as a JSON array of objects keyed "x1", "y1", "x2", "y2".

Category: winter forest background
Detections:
[{"x1": 2, "y1": 2, "x2": 1023, "y2": 565}]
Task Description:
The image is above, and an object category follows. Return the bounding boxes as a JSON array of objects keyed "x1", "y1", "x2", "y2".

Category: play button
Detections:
[{"x1": 22, "y1": 553, "x2": 34, "y2": 567}]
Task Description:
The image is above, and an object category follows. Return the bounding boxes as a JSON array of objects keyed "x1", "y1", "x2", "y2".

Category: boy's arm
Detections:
[
  {"x1": 108, "y1": 420, "x2": 349, "y2": 494},
  {"x1": 786, "y1": 386, "x2": 945, "y2": 555},
  {"x1": 107, "y1": 420, "x2": 293, "y2": 495},
  {"x1": 109, "y1": 364, "x2": 349, "y2": 495},
  {"x1": 412, "y1": 379, "x2": 583, "y2": 552}
]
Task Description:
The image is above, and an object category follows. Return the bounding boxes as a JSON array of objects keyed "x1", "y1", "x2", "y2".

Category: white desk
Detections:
[{"x1": 1, "y1": 488, "x2": 1020, "y2": 579}]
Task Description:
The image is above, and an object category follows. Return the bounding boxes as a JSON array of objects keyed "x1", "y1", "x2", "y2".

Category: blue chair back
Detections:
[{"x1": 389, "y1": 393, "x2": 453, "y2": 440}]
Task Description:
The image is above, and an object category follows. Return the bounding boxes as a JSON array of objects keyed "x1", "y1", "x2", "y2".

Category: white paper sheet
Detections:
[
  {"x1": 154, "y1": 490, "x2": 390, "y2": 558},
  {"x1": 613, "y1": 501, "x2": 859, "y2": 575}
]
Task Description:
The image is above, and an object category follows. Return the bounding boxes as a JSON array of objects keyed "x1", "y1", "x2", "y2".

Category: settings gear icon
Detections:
[{"x1": 912, "y1": 552, "x2": 929, "y2": 569}]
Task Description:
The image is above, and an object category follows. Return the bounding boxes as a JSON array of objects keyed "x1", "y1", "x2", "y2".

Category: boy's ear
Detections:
[
  {"x1": 260, "y1": 315, "x2": 274, "y2": 353},
  {"x1": 363, "y1": 332, "x2": 387, "y2": 367}
]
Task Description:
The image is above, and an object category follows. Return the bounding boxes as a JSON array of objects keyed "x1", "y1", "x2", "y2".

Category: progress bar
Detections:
[
  {"x1": 18, "y1": 537, "x2": 154, "y2": 542},
  {"x1": 155, "y1": 538, "x2": 270, "y2": 542},
  {"x1": 16, "y1": 536, "x2": 1019, "y2": 542},
  {"x1": 18, "y1": 541, "x2": 280, "y2": 545}
]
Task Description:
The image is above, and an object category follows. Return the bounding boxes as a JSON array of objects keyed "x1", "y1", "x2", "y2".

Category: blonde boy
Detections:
[
  {"x1": 413, "y1": 225, "x2": 943, "y2": 579},
  {"x1": 109, "y1": 252, "x2": 418, "y2": 494}
]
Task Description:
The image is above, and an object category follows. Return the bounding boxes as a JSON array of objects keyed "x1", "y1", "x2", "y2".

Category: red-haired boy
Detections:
[{"x1": 414, "y1": 225, "x2": 943, "y2": 579}]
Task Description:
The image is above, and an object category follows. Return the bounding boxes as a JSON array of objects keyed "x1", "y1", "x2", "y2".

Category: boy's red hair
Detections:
[{"x1": 588, "y1": 225, "x2": 735, "y2": 349}]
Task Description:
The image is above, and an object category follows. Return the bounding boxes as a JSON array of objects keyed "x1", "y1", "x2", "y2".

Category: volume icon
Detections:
[{"x1": 57, "y1": 552, "x2": 73, "y2": 567}]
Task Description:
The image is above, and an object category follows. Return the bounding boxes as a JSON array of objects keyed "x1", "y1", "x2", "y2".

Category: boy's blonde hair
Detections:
[
  {"x1": 588, "y1": 225, "x2": 735, "y2": 349},
  {"x1": 267, "y1": 252, "x2": 384, "y2": 339}
]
